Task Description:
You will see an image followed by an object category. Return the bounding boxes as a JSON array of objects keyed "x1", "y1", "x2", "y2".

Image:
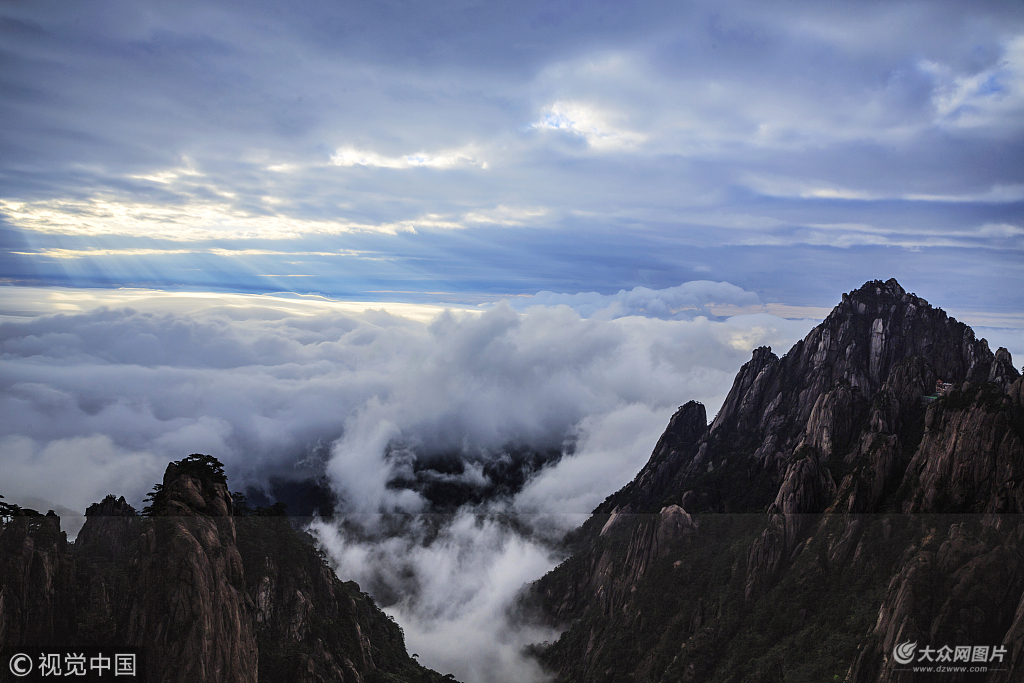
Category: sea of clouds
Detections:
[
  {"x1": 7, "y1": 282, "x2": 1021, "y2": 681},
  {"x1": 1, "y1": 282, "x2": 823, "y2": 681}
]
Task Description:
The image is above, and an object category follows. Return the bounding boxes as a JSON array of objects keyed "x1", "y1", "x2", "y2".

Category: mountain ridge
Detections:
[
  {"x1": 0, "y1": 454, "x2": 454, "y2": 683},
  {"x1": 529, "y1": 278, "x2": 1024, "y2": 683}
]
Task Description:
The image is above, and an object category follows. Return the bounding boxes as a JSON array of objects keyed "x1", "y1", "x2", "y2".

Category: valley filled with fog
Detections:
[{"x1": 3, "y1": 284, "x2": 1019, "y2": 682}]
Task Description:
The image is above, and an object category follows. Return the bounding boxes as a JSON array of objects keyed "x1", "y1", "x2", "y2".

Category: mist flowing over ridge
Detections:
[
  {"x1": 2, "y1": 0, "x2": 1023, "y2": 678},
  {"x1": 0, "y1": 284, "x2": 816, "y2": 520},
  {"x1": 2, "y1": 279, "x2": 1023, "y2": 682},
  {"x1": 0, "y1": 282, "x2": 816, "y2": 682},
  {"x1": 0, "y1": 454, "x2": 452, "y2": 682}
]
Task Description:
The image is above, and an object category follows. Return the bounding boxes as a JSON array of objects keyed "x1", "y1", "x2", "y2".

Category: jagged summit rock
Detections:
[
  {"x1": 530, "y1": 279, "x2": 1024, "y2": 683},
  {"x1": 595, "y1": 279, "x2": 1019, "y2": 519},
  {"x1": 0, "y1": 456, "x2": 452, "y2": 683},
  {"x1": 713, "y1": 278, "x2": 1002, "y2": 459},
  {"x1": 595, "y1": 400, "x2": 707, "y2": 518},
  {"x1": 85, "y1": 494, "x2": 137, "y2": 517}
]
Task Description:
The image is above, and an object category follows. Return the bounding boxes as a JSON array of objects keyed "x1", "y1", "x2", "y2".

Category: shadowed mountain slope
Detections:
[
  {"x1": 529, "y1": 279, "x2": 1024, "y2": 683},
  {"x1": 0, "y1": 454, "x2": 453, "y2": 683}
]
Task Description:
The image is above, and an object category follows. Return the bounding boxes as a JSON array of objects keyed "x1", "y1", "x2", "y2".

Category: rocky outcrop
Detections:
[
  {"x1": 847, "y1": 520, "x2": 1024, "y2": 683},
  {"x1": 529, "y1": 279, "x2": 1024, "y2": 683},
  {"x1": 127, "y1": 460, "x2": 258, "y2": 683},
  {"x1": 745, "y1": 453, "x2": 836, "y2": 600},
  {"x1": 236, "y1": 513, "x2": 427, "y2": 682},
  {"x1": 77, "y1": 495, "x2": 139, "y2": 558},
  {"x1": 595, "y1": 400, "x2": 708, "y2": 517},
  {"x1": 0, "y1": 508, "x2": 75, "y2": 646},
  {"x1": 71, "y1": 495, "x2": 141, "y2": 649},
  {"x1": 902, "y1": 378, "x2": 1024, "y2": 514},
  {"x1": 797, "y1": 382, "x2": 866, "y2": 461},
  {"x1": 0, "y1": 455, "x2": 449, "y2": 683},
  {"x1": 710, "y1": 279, "x2": 996, "y2": 480}
]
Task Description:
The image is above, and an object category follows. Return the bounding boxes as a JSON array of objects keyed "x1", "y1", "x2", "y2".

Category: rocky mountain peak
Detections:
[
  {"x1": 702, "y1": 279, "x2": 1011, "y2": 491},
  {"x1": 590, "y1": 281, "x2": 1016, "y2": 521},
  {"x1": 85, "y1": 494, "x2": 137, "y2": 518},
  {"x1": 530, "y1": 279, "x2": 1024, "y2": 683},
  {"x1": 1, "y1": 457, "x2": 450, "y2": 683},
  {"x1": 819, "y1": 278, "x2": 995, "y2": 390},
  {"x1": 76, "y1": 495, "x2": 138, "y2": 560},
  {"x1": 161, "y1": 453, "x2": 233, "y2": 517},
  {"x1": 592, "y1": 401, "x2": 707, "y2": 517},
  {"x1": 843, "y1": 277, "x2": 906, "y2": 303},
  {"x1": 666, "y1": 400, "x2": 708, "y2": 446}
]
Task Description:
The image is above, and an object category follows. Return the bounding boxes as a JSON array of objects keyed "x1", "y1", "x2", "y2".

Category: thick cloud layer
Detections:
[
  {"x1": 3, "y1": 283, "x2": 1022, "y2": 680},
  {"x1": 312, "y1": 512, "x2": 563, "y2": 683},
  {"x1": 0, "y1": 282, "x2": 818, "y2": 680},
  {"x1": 3, "y1": 2, "x2": 1022, "y2": 676},
  {"x1": 512, "y1": 281, "x2": 760, "y2": 319},
  {"x1": 0, "y1": 284, "x2": 814, "y2": 515}
]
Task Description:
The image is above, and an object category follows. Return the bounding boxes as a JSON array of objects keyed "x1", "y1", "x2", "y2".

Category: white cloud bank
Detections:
[
  {"x1": 511, "y1": 280, "x2": 762, "y2": 319},
  {"x1": 0, "y1": 282, "x2": 819, "y2": 682},
  {"x1": 312, "y1": 510, "x2": 563, "y2": 683},
  {"x1": 4, "y1": 283, "x2": 1020, "y2": 681},
  {"x1": 0, "y1": 282, "x2": 808, "y2": 512}
]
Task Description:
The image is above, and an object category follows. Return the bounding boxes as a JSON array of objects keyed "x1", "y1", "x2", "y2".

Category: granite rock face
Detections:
[
  {"x1": 902, "y1": 379, "x2": 1024, "y2": 514},
  {"x1": 126, "y1": 461, "x2": 257, "y2": 683},
  {"x1": 0, "y1": 510, "x2": 75, "y2": 646},
  {"x1": 0, "y1": 456, "x2": 449, "y2": 683},
  {"x1": 530, "y1": 279, "x2": 1024, "y2": 683}
]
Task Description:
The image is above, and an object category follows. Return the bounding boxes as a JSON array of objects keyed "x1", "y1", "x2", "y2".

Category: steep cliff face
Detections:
[
  {"x1": 530, "y1": 279, "x2": 1024, "y2": 683},
  {"x1": 594, "y1": 400, "x2": 709, "y2": 518},
  {"x1": 72, "y1": 495, "x2": 141, "y2": 649},
  {"x1": 902, "y1": 380, "x2": 1024, "y2": 514},
  {"x1": 235, "y1": 513, "x2": 435, "y2": 683},
  {"x1": 126, "y1": 459, "x2": 258, "y2": 683},
  {"x1": 0, "y1": 456, "x2": 449, "y2": 683},
  {"x1": 0, "y1": 508, "x2": 75, "y2": 646}
]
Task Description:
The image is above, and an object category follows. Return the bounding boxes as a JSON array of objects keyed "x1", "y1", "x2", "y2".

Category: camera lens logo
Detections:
[
  {"x1": 893, "y1": 640, "x2": 917, "y2": 665},
  {"x1": 8, "y1": 652, "x2": 33, "y2": 677}
]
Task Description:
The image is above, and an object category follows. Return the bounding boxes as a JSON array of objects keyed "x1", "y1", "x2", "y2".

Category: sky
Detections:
[
  {"x1": 1, "y1": 0, "x2": 1022, "y2": 313},
  {"x1": 2, "y1": 2, "x2": 1023, "y2": 681}
]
